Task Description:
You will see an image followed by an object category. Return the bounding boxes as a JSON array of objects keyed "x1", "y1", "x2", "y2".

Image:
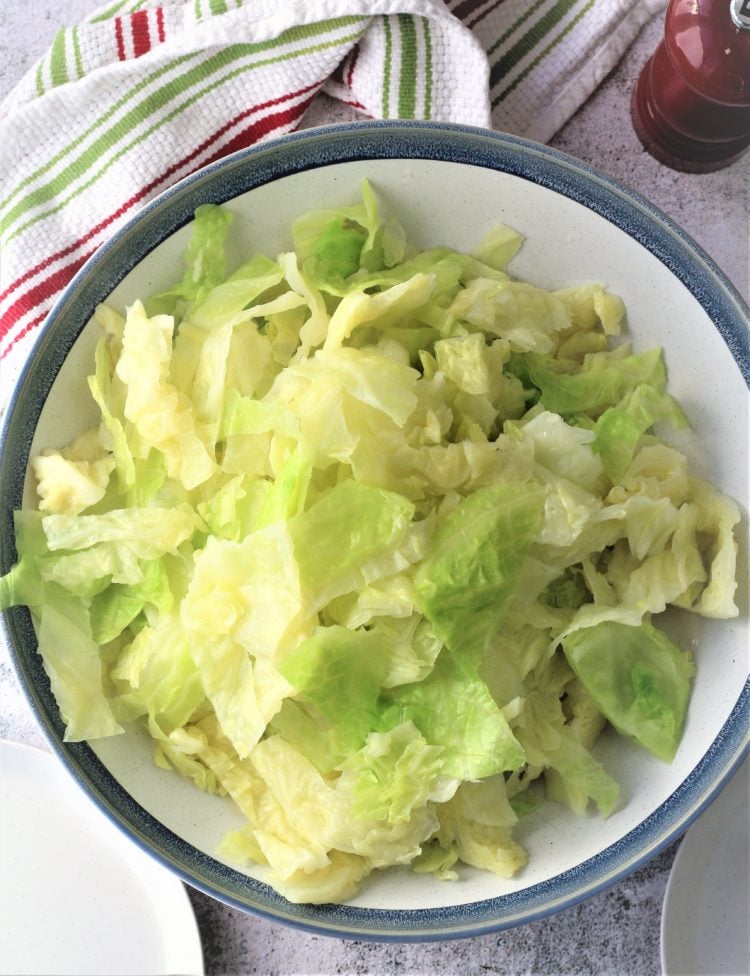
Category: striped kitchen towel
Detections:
[{"x1": 0, "y1": 0, "x2": 664, "y2": 400}]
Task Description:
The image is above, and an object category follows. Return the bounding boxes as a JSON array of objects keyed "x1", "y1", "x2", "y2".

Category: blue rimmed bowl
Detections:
[{"x1": 1, "y1": 121, "x2": 748, "y2": 941}]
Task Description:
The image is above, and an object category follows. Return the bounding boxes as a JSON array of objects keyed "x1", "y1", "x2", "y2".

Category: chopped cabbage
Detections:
[{"x1": 0, "y1": 182, "x2": 741, "y2": 905}]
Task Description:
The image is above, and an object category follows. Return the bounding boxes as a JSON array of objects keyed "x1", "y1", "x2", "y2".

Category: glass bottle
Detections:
[{"x1": 631, "y1": 0, "x2": 750, "y2": 172}]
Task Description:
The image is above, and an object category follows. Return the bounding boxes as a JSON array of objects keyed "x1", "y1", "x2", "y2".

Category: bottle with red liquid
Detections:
[{"x1": 631, "y1": 0, "x2": 750, "y2": 172}]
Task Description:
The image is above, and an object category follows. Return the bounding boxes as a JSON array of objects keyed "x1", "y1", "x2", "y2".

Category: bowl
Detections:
[{"x1": 1, "y1": 121, "x2": 748, "y2": 941}]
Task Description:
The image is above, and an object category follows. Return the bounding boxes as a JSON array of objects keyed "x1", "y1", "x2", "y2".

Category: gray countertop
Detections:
[{"x1": 1, "y1": 5, "x2": 748, "y2": 976}]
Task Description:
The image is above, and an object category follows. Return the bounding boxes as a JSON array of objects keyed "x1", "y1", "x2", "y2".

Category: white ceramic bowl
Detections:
[{"x1": 1, "y1": 122, "x2": 748, "y2": 941}]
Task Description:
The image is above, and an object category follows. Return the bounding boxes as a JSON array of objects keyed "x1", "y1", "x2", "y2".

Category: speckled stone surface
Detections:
[{"x1": 0, "y1": 5, "x2": 747, "y2": 976}]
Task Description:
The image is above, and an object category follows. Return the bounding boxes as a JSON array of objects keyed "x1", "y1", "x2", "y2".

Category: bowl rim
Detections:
[{"x1": 1, "y1": 120, "x2": 748, "y2": 941}]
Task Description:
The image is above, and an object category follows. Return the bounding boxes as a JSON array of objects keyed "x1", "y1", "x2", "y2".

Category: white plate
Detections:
[
  {"x1": 661, "y1": 758, "x2": 749, "y2": 976},
  {"x1": 0, "y1": 739, "x2": 204, "y2": 976}
]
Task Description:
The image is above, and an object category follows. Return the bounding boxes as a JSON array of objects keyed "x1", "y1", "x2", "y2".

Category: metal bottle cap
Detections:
[{"x1": 730, "y1": 0, "x2": 750, "y2": 29}]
